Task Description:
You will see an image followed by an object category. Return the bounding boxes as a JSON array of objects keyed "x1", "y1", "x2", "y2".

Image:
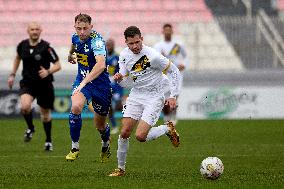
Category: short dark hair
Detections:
[
  {"x1": 124, "y1": 26, "x2": 141, "y2": 39},
  {"x1": 75, "y1": 13, "x2": 92, "y2": 24},
  {"x1": 163, "y1": 23, "x2": 172, "y2": 29}
]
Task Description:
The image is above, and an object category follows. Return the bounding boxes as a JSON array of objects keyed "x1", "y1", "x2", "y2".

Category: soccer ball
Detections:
[{"x1": 200, "y1": 157, "x2": 224, "y2": 180}]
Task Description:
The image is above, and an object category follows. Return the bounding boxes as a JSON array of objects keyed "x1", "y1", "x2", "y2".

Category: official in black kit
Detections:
[{"x1": 7, "y1": 22, "x2": 61, "y2": 151}]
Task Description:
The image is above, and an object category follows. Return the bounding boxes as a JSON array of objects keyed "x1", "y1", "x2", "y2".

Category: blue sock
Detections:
[
  {"x1": 99, "y1": 124, "x2": 110, "y2": 142},
  {"x1": 69, "y1": 112, "x2": 82, "y2": 142},
  {"x1": 109, "y1": 116, "x2": 117, "y2": 128}
]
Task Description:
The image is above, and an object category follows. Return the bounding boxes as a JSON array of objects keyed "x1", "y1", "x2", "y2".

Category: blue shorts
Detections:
[
  {"x1": 111, "y1": 82, "x2": 123, "y2": 100},
  {"x1": 72, "y1": 81, "x2": 112, "y2": 116}
]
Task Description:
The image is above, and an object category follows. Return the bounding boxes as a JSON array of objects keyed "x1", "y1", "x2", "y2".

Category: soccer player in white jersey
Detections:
[
  {"x1": 154, "y1": 23, "x2": 187, "y2": 126},
  {"x1": 109, "y1": 26, "x2": 181, "y2": 177}
]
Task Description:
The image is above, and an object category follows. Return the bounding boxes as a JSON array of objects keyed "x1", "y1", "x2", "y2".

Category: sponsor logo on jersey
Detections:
[
  {"x1": 108, "y1": 65, "x2": 116, "y2": 75},
  {"x1": 76, "y1": 53, "x2": 89, "y2": 66},
  {"x1": 90, "y1": 33, "x2": 97, "y2": 38},
  {"x1": 84, "y1": 44, "x2": 89, "y2": 52},
  {"x1": 34, "y1": 54, "x2": 41, "y2": 61},
  {"x1": 131, "y1": 55, "x2": 150, "y2": 72},
  {"x1": 169, "y1": 44, "x2": 180, "y2": 56},
  {"x1": 130, "y1": 55, "x2": 151, "y2": 82}
]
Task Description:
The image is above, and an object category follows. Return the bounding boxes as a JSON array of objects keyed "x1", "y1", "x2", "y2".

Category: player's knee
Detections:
[
  {"x1": 21, "y1": 106, "x2": 31, "y2": 115},
  {"x1": 135, "y1": 134, "x2": 147, "y2": 142},
  {"x1": 40, "y1": 113, "x2": 51, "y2": 122},
  {"x1": 71, "y1": 104, "x2": 82, "y2": 114},
  {"x1": 120, "y1": 128, "x2": 131, "y2": 139}
]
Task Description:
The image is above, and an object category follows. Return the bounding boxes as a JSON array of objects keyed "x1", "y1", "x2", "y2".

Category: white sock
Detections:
[
  {"x1": 117, "y1": 135, "x2": 129, "y2": 171},
  {"x1": 163, "y1": 114, "x2": 171, "y2": 123},
  {"x1": 72, "y1": 141, "x2": 79, "y2": 150},
  {"x1": 170, "y1": 110, "x2": 178, "y2": 125},
  {"x1": 146, "y1": 125, "x2": 168, "y2": 141},
  {"x1": 101, "y1": 140, "x2": 110, "y2": 148}
]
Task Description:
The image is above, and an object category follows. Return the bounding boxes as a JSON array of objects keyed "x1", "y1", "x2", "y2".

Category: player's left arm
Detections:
[
  {"x1": 39, "y1": 46, "x2": 61, "y2": 79},
  {"x1": 163, "y1": 61, "x2": 181, "y2": 98},
  {"x1": 157, "y1": 52, "x2": 181, "y2": 110},
  {"x1": 177, "y1": 44, "x2": 188, "y2": 71},
  {"x1": 83, "y1": 54, "x2": 106, "y2": 84}
]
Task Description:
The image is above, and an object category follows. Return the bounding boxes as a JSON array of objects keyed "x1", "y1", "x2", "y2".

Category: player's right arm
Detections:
[
  {"x1": 113, "y1": 53, "x2": 133, "y2": 88},
  {"x1": 67, "y1": 44, "x2": 77, "y2": 64},
  {"x1": 7, "y1": 54, "x2": 21, "y2": 89}
]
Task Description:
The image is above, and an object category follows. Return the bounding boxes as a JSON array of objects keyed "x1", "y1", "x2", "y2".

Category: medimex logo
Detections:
[
  {"x1": 188, "y1": 87, "x2": 257, "y2": 119},
  {"x1": 203, "y1": 87, "x2": 238, "y2": 119}
]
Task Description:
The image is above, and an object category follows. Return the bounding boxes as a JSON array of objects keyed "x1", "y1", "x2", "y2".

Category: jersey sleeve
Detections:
[
  {"x1": 91, "y1": 37, "x2": 107, "y2": 57},
  {"x1": 47, "y1": 45, "x2": 59, "y2": 63},
  {"x1": 118, "y1": 54, "x2": 128, "y2": 76},
  {"x1": 71, "y1": 33, "x2": 77, "y2": 45},
  {"x1": 153, "y1": 51, "x2": 171, "y2": 71}
]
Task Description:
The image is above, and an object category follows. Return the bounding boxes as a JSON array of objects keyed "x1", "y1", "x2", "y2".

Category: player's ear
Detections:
[
  {"x1": 90, "y1": 24, "x2": 93, "y2": 29},
  {"x1": 141, "y1": 36, "x2": 143, "y2": 41}
]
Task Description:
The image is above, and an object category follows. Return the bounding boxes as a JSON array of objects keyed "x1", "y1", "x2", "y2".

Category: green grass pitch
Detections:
[{"x1": 0, "y1": 119, "x2": 283, "y2": 189}]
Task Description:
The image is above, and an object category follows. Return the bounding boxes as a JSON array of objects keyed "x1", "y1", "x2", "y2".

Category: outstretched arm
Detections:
[
  {"x1": 113, "y1": 59, "x2": 133, "y2": 88},
  {"x1": 7, "y1": 54, "x2": 21, "y2": 89}
]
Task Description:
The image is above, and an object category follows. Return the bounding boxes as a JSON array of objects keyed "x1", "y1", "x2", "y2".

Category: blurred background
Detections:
[{"x1": 1, "y1": 0, "x2": 284, "y2": 119}]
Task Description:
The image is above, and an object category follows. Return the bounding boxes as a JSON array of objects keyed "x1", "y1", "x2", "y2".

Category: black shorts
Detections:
[{"x1": 19, "y1": 80, "x2": 55, "y2": 109}]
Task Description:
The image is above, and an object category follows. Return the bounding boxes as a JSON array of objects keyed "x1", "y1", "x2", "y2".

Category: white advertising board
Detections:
[{"x1": 177, "y1": 86, "x2": 284, "y2": 119}]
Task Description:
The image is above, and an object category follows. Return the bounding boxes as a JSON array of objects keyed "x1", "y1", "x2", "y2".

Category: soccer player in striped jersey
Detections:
[
  {"x1": 154, "y1": 23, "x2": 188, "y2": 126},
  {"x1": 109, "y1": 26, "x2": 181, "y2": 177}
]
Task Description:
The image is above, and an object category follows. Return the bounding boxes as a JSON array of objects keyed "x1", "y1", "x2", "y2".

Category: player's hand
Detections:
[
  {"x1": 39, "y1": 66, "x2": 49, "y2": 79},
  {"x1": 178, "y1": 64, "x2": 185, "y2": 71},
  {"x1": 7, "y1": 75, "x2": 15, "y2": 89},
  {"x1": 68, "y1": 53, "x2": 77, "y2": 64},
  {"x1": 165, "y1": 98, "x2": 177, "y2": 111},
  {"x1": 72, "y1": 82, "x2": 86, "y2": 96},
  {"x1": 113, "y1": 73, "x2": 123, "y2": 82}
]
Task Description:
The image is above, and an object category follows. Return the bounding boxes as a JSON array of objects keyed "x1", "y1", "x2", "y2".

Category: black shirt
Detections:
[{"x1": 17, "y1": 39, "x2": 59, "y2": 83}]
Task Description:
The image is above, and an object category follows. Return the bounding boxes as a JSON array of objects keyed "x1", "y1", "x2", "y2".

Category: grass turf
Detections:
[{"x1": 0, "y1": 119, "x2": 283, "y2": 189}]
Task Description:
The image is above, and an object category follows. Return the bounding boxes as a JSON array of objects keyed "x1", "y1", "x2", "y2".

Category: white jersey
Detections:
[
  {"x1": 118, "y1": 44, "x2": 171, "y2": 95},
  {"x1": 154, "y1": 40, "x2": 187, "y2": 94},
  {"x1": 154, "y1": 40, "x2": 187, "y2": 68}
]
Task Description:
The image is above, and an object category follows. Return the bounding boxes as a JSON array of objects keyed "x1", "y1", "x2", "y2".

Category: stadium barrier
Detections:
[{"x1": 178, "y1": 86, "x2": 284, "y2": 119}]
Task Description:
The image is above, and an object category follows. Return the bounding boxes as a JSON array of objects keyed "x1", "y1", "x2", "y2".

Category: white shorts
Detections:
[{"x1": 123, "y1": 91, "x2": 169, "y2": 126}]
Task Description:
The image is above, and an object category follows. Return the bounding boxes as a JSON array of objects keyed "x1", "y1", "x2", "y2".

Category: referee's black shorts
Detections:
[{"x1": 19, "y1": 79, "x2": 55, "y2": 110}]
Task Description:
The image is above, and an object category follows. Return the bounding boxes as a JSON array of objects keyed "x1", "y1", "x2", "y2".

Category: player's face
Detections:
[
  {"x1": 125, "y1": 35, "x2": 143, "y2": 54},
  {"x1": 163, "y1": 26, "x2": 173, "y2": 41},
  {"x1": 106, "y1": 39, "x2": 115, "y2": 54},
  {"x1": 74, "y1": 21, "x2": 93, "y2": 41},
  {"x1": 27, "y1": 23, "x2": 42, "y2": 41}
]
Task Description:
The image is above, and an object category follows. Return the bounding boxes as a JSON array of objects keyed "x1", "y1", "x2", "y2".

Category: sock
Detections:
[
  {"x1": 69, "y1": 112, "x2": 82, "y2": 143},
  {"x1": 72, "y1": 141, "x2": 79, "y2": 150},
  {"x1": 99, "y1": 124, "x2": 110, "y2": 147},
  {"x1": 146, "y1": 125, "x2": 168, "y2": 141},
  {"x1": 109, "y1": 116, "x2": 117, "y2": 128},
  {"x1": 23, "y1": 112, "x2": 34, "y2": 131},
  {"x1": 170, "y1": 110, "x2": 178, "y2": 125},
  {"x1": 163, "y1": 114, "x2": 171, "y2": 123},
  {"x1": 43, "y1": 121, "x2": 52, "y2": 142},
  {"x1": 117, "y1": 135, "x2": 129, "y2": 171}
]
